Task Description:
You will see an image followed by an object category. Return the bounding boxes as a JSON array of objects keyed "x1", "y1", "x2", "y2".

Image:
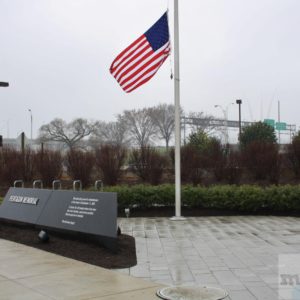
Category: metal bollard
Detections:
[
  {"x1": 52, "y1": 180, "x2": 62, "y2": 190},
  {"x1": 73, "y1": 180, "x2": 82, "y2": 191},
  {"x1": 13, "y1": 180, "x2": 24, "y2": 188},
  {"x1": 33, "y1": 180, "x2": 43, "y2": 189},
  {"x1": 95, "y1": 180, "x2": 103, "y2": 191}
]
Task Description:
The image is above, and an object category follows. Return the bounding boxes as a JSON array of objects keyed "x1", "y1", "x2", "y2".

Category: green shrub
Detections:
[
  {"x1": 1, "y1": 183, "x2": 299, "y2": 213},
  {"x1": 103, "y1": 184, "x2": 300, "y2": 212}
]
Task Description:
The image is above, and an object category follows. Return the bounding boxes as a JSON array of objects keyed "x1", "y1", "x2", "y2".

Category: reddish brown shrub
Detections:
[
  {"x1": 224, "y1": 150, "x2": 242, "y2": 184},
  {"x1": 286, "y1": 137, "x2": 300, "y2": 178},
  {"x1": 95, "y1": 144, "x2": 127, "y2": 186},
  {"x1": 242, "y1": 141, "x2": 281, "y2": 183},
  {"x1": 66, "y1": 150, "x2": 95, "y2": 188},
  {"x1": 170, "y1": 145, "x2": 205, "y2": 185},
  {"x1": 34, "y1": 149, "x2": 62, "y2": 187},
  {"x1": 0, "y1": 146, "x2": 36, "y2": 186},
  {"x1": 0, "y1": 146, "x2": 24, "y2": 186},
  {"x1": 130, "y1": 147, "x2": 169, "y2": 185},
  {"x1": 207, "y1": 140, "x2": 228, "y2": 181},
  {"x1": 22, "y1": 147, "x2": 36, "y2": 183}
]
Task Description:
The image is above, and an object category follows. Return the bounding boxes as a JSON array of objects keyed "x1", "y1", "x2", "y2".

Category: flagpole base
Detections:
[{"x1": 170, "y1": 216, "x2": 186, "y2": 221}]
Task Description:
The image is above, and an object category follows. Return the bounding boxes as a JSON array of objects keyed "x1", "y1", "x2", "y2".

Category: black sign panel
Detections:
[
  {"x1": 0, "y1": 188, "x2": 52, "y2": 224},
  {"x1": 0, "y1": 188, "x2": 118, "y2": 250},
  {"x1": 36, "y1": 190, "x2": 117, "y2": 239}
]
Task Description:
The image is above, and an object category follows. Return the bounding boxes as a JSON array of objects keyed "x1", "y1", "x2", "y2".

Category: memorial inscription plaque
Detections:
[{"x1": 37, "y1": 190, "x2": 117, "y2": 248}]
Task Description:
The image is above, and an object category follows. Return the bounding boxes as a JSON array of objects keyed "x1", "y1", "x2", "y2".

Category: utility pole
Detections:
[
  {"x1": 21, "y1": 132, "x2": 25, "y2": 155},
  {"x1": 0, "y1": 82, "x2": 9, "y2": 147},
  {"x1": 28, "y1": 109, "x2": 33, "y2": 141},
  {"x1": 278, "y1": 101, "x2": 281, "y2": 144},
  {"x1": 236, "y1": 99, "x2": 242, "y2": 141},
  {"x1": 183, "y1": 116, "x2": 186, "y2": 145},
  {"x1": 214, "y1": 103, "x2": 234, "y2": 144}
]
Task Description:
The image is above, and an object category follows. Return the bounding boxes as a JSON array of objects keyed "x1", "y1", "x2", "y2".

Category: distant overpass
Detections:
[{"x1": 181, "y1": 116, "x2": 297, "y2": 143}]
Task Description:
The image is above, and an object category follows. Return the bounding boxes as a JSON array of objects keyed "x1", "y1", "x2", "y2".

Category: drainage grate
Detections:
[{"x1": 157, "y1": 286, "x2": 228, "y2": 300}]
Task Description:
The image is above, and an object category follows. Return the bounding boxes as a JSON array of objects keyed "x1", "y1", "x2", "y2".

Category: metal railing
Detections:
[
  {"x1": 95, "y1": 180, "x2": 103, "y2": 191},
  {"x1": 52, "y1": 180, "x2": 62, "y2": 190},
  {"x1": 73, "y1": 180, "x2": 82, "y2": 191},
  {"x1": 13, "y1": 180, "x2": 24, "y2": 188},
  {"x1": 33, "y1": 180, "x2": 43, "y2": 189}
]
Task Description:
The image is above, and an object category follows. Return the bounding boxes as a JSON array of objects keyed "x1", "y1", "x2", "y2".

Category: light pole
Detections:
[
  {"x1": 0, "y1": 82, "x2": 9, "y2": 147},
  {"x1": 236, "y1": 99, "x2": 242, "y2": 141},
  {"x1": 28, "y1": 109, "x2": 33, "y2": 141},
  {"x1": 214, "y1": 103, "x2": 234, "y2": 144}
]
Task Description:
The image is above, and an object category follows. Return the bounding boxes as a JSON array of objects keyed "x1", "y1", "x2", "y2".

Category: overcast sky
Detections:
[{"x1": 1, "y1": 0, "x2": 300, "y2": 141}]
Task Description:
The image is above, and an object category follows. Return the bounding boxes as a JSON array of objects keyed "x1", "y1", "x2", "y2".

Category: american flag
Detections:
[{"x1": 110, "y1": 12, "x2": 170, "y2": 93}]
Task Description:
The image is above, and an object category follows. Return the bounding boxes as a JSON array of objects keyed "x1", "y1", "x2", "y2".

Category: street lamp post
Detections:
[
  {"x1": 236, "y1": 99, "x2": 242, "y2": 140},
  {"x1": 28, "y1": 109, "x2": 33, "y2": 141},
  {"x1": 0, "y1": 82, "x2": 9, "y2": 146},
  {"x1": 214, "y1": 103, "x2": 234, "y2": 144}
]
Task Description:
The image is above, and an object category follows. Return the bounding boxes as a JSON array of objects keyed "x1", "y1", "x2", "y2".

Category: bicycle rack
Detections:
[
  {"x1": 52, "y1": 180, "x2": 62, "y2": 190},
  {"x1": 13, "y1": 180, "x2": 24, "y2": 188},
  {"x1": 95, "y1": 180, "x2": 103, "y2": 191},
  {"x1": 73, "y1": 180, "x2": 82, "y2": 191},
  {"x1": 33, "y1": 180, "x2": 43, "y2": 189}
]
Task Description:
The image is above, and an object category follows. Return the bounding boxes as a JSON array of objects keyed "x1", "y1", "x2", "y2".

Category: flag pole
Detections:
[{"x1": 171, "y1": 0, "x2": 185, "y2": 220}]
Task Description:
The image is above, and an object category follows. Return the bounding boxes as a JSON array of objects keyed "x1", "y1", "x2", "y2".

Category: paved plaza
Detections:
[
  {"x1": 0, "y1": 216, "x2": 300, "y2": 299},
  {"x1": 117, "y1": 216, "x2": 300, "y2": 300}
]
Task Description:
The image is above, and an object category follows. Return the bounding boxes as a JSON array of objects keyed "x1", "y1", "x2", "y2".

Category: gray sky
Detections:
[{"x1": 1, "y1": 0, "x2": 300, "y2": 141}]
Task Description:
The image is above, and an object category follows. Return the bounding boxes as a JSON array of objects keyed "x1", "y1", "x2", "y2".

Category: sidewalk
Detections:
[{"x1": 0, "y1": 239, "x2": 163, "y2": 299}]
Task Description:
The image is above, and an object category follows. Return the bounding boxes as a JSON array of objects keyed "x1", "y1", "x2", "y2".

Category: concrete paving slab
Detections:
[
  {"x1": 91, "y1": 286, "x2": 164, "y2": 300},
  {"x1": 0, "y1": 280, "x2": 51, "y2": 300}
]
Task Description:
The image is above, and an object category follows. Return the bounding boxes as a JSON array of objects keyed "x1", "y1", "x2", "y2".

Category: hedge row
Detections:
[
  {"x1": 104, "y1": 184, "x2": 300, "y2": 212},
  {"x1": 1, "y1": 185, "x2": 300, "y2": 212}
]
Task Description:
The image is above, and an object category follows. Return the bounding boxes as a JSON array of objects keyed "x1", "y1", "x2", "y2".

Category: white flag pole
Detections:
[{"x1": 171, "y1": 0, "x2": 185, "y2": 221}]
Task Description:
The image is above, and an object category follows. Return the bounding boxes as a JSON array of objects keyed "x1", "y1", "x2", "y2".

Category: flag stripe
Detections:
[
  {"x1": 114, "y1": 43, "x2": 152, "y2": 80},
  {"x1": 125, "y1": 56, "x2": 169, "y2": 93},
  {"x1": 112, "y1": 38, "x2": 149, "y2": 76},
  {"x1": 122, "y1": 60, "x2": 163, "y2": 90},
  {"x1": 119, "y1": 42, "x2": 170, "y2": 87},
  {"x1": 122, "y1": 57, "x2": 167, "y2": 93},
  {"x1": 110, "y1": 35, "x2": 145, "y2": 71},
  {"x1": 123, "y1": 52, "x2": 169, "y2": 92},
  {"x1": 117, "y1": 44, "x2": 155, "y2": 83}
]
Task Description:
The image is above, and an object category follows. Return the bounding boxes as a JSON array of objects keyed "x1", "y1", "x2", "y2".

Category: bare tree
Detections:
[
  {"x1": 90, "y1": 119, "x2": 129, "y2": 147},
  {"x1": 39, "y1": 118, "x2": 94, "y2": 150},
  {"x1": 119, "y1": 108, "x2": 157, "y2": 147},
  {"x1": 148, "y1": 104, "x2": 175, "y2": 150}
]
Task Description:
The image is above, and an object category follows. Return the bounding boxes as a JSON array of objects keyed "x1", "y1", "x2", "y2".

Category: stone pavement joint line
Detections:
[{"x1": 117, "y1": 216, "x2": 300, "y2": 300}]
